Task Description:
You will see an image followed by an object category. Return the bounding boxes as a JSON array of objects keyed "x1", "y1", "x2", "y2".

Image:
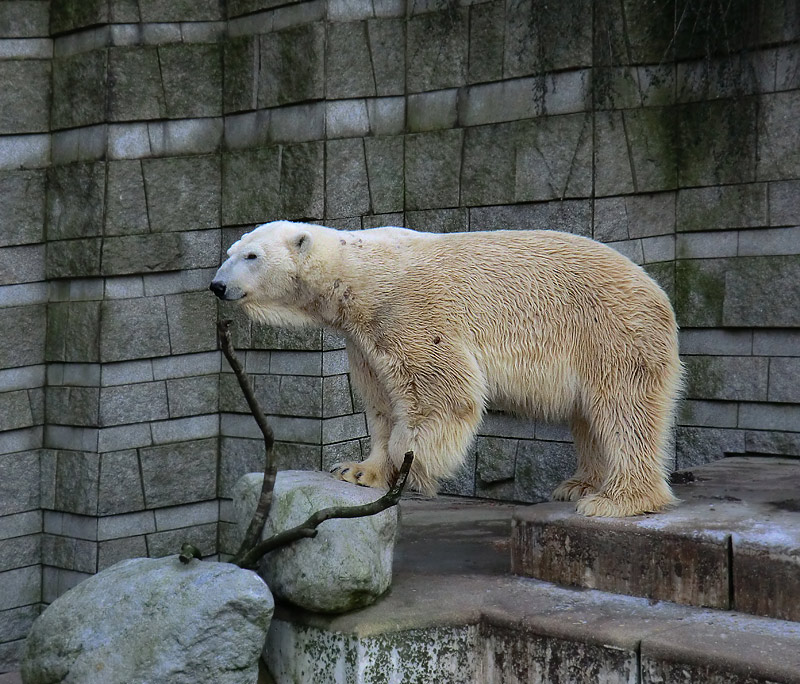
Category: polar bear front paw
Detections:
[
  {"x1": 330, "y1": 461, "x2": 387, "y2": 489},
  {"x1": 551, "y1": 478, "x2": 598, "y2": 502}
]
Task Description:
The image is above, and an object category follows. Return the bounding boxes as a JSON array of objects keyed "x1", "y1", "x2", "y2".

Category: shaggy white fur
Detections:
[{"x1": 211, "y1": 221, "x2": 682, "y2": 517}]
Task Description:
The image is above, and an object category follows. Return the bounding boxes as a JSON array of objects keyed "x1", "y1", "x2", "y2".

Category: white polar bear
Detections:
[{"x1": 211, "y1": 221, "x2": 682, "y2": 517}]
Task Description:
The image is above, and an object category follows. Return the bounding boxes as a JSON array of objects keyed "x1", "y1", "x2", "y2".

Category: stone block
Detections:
[
  {"x1": 146, "y1": 522, "x2": 218, "y2": 558},
  {"x1": 679, "y1": 99, "x2": 758, "y2": 186},
  {"x1": 405, "y1": 130, "x2": 462, "y2": 211},
  {"x1": 142, "y1": 155, "x2": 221, "y2": 233},
  {"x1": 269, "y1": 351, "x2": 322, "y2": 376},
  {"x1": 758, "y1": 90, "x2": 800, "y2": 180},
  {"x1": 97, "y1": 450, "x2": 145, "y2": 516},
  {"x1": 406, "y1": 208, "x2": 467, "y2": 233},
  {"x1": 366, "y1": 96, "x2": 404, "y2": 136},
  {"x1": 514, "y1": 114, "x2": 592, "y2": 202},
  {"x1": 504, "y1": 0, "x2": 591, "y2": 77},
  {"x1": 45, "y1": 386, "x2": 99, "y2": 427},
  {"x1": 753, "y1": 329, "x2": 800, "y2": 356},
  {"x1": 723, "y1": 255, "x2": 800, "y2": 327},
  {"x1": 0, "y1": 510, "x2": 41, "y2": 541},
  {"x1": 0, "y1": 604, "x2": 39, "y2": 649},
  {"x1": 50, "y1": 0, "x2": 108, "y2": 34},
  {"x1": 512, "y1": 503, "x2": 730, "y2": 608},
  {"x1": 107, "y1": 46, "x2": 166, "y2": 121},
  {"x1": 55, "y1": 451, "x2": 100, "y2": 516},
  {"x1": 64, "y1": 301, "x2": 101, "y2": 364},
  {"x1": 0, "y1": 245, "x2": 43, "y2": 287},
  {"x1": 474, "y1": 436, "x2": 517, "y2": 493},
  {"x1": 146, "y1": 118, "x2": 224, "y2": 157},
  {"x1": 323, "y1": 374, "x2": 353, "y2": 418},
  {"x1": 593, "y1": 111, "x2": 635, "y2": 197},
  {"x1": 407, "y1": 8, "x2": 467, "y2": 92},
  {"x1": 321, "y1": 439, "x2": 361, "y2": 471},
  {"x1": 46, "y1": 162, "x2": 105, "y2": 241},
  {"x1": 326, "y1": 138, "x2": 370, "y2": 218},
  {"x1": 322, "y1": 413, "x2": 367, "y2": 444},
  {"x1": 459, "y1": 77, "x2": 541, "y2": 128},
  {"x1": 0, "y1": 305, "x2": 44, "y2": 369},
  {"x1": 468, "y1": 0, "x2": 504, "y2": 83},
  {"x1": 460, "y1": 123, "x2": 515, "y2": 207},
  {"x1": 138, "y1": 0, "x2": 222, "y2": 21},
  {"x1": 41, "y1": 534, "x2": 96, "y2": 574},
  {"x1": 269, "y1": 102, "x2": 324, "y2": 144},
  {"x1": 104, "y1": 160, "x2": 148, "y2": 236},
  {"x1": 0, "y1": 170, "x2": 46, "y2": 246},
  {"x1": 0, "y1": 566, "x2": 40, "y2": 612},
  {"x1": 0, "y1": 60, "x2": 50, "y2": 134},
  {"x1": 273, "y1": 442, "x2": 321, "y2": 471},
  {"x1": 150, "y1": 415, "x2": 218, "y2": 444},
  {"x1": 322, "y1": 349, "x2": 349, "y2": 376},
  {"x1": 0, "y1": 534, "x2": 39, "y2": 573},
  {"x1": 676, "y1": 426, "x2": 745, "y2": 469},
  {"x1": 769, "y1": 179, "x2": 800, "y2": 226},
  {"x1": 739, "y1": 226, "x2": 800, "y2": 256},
  {"x1": 46, "y1": 237, "x2": 101, "y2": 280},
  {"x1": 101, "y1": 230, "x2": 220, "y2": 275},
  {"x1": 158, "y1": 43, "x2": 222, "y2": 118},
  {"x1": 470, "y1": 201, "x2": 592, "y2": 236},
  {"x1": 684, "y1": 355, "x2": 768, "y2": 402},
  {"x1": 51, "y1": 49, "x2": 107, "y2": 129},
  {"x1": 367, "y1": 17, "x2": 405, "y2": 96},
  {"x1": 677, "y1": 183, "x2": 767, "y2": 232},
  {"x1": 739, "y1": 402, "x2": 800, "y2": 432},
  {"x1": 674, "y1": 258, "x2": 727, "y2": 328},
  {"x1": 407, "y1": 90, "x2": 457, "y2": 132},
  {"x1": 594, "y1": 192, "x2": 675, "y2": 243},
  {"x1": 258, "y1": 23, "x2": 324, "y2": 107},
  {"x1": 221, "y1": 146, "x2": 281, "y2": 226},
  {"x1": 514, "y1": 440, "x2": 576, "y2": 504},
  {"x1": 97, "y1": 535, "x2": 147, "y2": 570},
  {"x1": 745, "y1": 430, "x2": 800, "y2": 457},
  {"x1": 100, "y1": 297, "x2": 170, "y2": 363},
  {"x1": 222, "y1": 35, "x2": 257, "y2": 114},
  {"x1": 625, "y1": 107, "x2": 679, "y2": 192},
  {"x1": 275, "y1": 375, "x2": 322, "y2": 418},
  {"x1": 679, "y1": 328, "x2": 753, "y2": 356},
  {"x1": 281, "y1": 142, "x2": 324, "y2": 219},
  {"x1": 326, "y1": 21, "x2": 374, "y2": 99},
  {"x1": 154, "y1": 500, "x2": 219, "y2": 532},
  {"x1": 97, "y1": 510, "x2": 155, "y2": 541},
  {"x1": 363, "y1": 136, "x2": 403, "y2": 215},
  {"x1": 221, "y1": 372, "x2": 257, "y2": 414},
  {"x1": 99, "y1": 382, "x2": 168, "y2": 427},
  {"x1": 679, "y1": 400, "x2": 738, "y2": 428},
  {"x1": 139, "y1": 438, "x2": 217, "y2": 508},
  {"x1": 165, "y1": 292, "x2": 218, "y2": 355},
  {"x1": 219, "y1": 437, "x2": 265, "y2": 498},
  {"x1": 0, "y1": 391, "x2": 34, "y2": 433},
  {"x1": 0, "y1": 1, "x2": 50, "y2": 37},
  {"x1": 166, "y1": 375, "x2": 218, "y2": 418}
]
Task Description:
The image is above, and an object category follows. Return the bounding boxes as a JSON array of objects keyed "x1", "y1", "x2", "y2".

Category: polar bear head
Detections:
[{"x1": 210, "y1": 220, "x2": 329, "y2": 327}]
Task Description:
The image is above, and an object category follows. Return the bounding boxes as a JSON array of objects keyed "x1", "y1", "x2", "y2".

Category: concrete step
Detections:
[
  {"x1": 265, "y1": 495, "x2": 800, "y2": 683},
  {"x1": 512, "y1": 456, "x2": 800, "y2": 621}
]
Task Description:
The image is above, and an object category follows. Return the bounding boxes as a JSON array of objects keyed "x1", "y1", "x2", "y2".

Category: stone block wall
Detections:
[{"x1": 0, "y1": 0, "x2": 799, "y2": 671}]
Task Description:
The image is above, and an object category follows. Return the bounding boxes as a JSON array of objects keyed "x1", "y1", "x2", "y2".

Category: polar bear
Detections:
[{"x1": 210, "y1": 221, "x2": 682, "y2": 517}]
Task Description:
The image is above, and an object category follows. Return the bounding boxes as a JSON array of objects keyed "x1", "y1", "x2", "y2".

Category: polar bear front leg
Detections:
[{"x1": 330, "y1": 344, "x2": 395, "y2": 489}]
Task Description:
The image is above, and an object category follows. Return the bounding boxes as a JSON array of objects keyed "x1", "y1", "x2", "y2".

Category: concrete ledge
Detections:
[
  {"x1": 512, "y1": 456, "x2": 800, "y2": 620},
  {"x1": 265, "y1": 494, "x2": 800, "y2": 683}
]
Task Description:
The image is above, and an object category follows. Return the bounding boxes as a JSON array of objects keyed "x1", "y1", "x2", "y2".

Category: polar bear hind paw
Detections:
[
  {"x1": 330, "y1": 461, "x2": 387, "y2": 489},
  {"x1": 551, "y1": 478, "x2": 598, "y2": 502}
]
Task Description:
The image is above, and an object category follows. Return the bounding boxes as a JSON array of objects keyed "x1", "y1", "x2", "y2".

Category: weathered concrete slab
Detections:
[
  {"x1": 512, "y1": 456, "x2": 800, "y2": 619},
  {"x1": 265, "y1": 493, "x2": 800, "y2": 684}
]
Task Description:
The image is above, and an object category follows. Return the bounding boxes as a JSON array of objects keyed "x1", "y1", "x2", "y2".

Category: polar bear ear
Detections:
[{"x1": 293, "y1": 231, "x2": 312, "y2": 255}]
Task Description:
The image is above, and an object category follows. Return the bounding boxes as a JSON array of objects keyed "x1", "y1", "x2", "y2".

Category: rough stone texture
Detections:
[
  {"x1": 21, "y1": 556, "x2": 273, "y2": 684},
  {"x1": 233, "y1": 470, "x2": 397, "y2": 613},
  {"x1": 513, "y1": 457, "x2": 800, "y2": 620}
]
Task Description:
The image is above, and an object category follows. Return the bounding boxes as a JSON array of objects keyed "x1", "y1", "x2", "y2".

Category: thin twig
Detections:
[
  {"x1": 217, "y1": 319, "x2": 278, "y2": 565},
  {"x1": 234, "y1": 451, "x2": 414, "y2": 570}
]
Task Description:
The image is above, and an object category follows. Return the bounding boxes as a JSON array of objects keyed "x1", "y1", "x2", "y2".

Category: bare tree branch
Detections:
[
  {"x1": 233, "y1": 451, "x2": 414, "y2": 570},
  {"x1": 217, "y1": 319, "x2": 278, "y2": 566}
]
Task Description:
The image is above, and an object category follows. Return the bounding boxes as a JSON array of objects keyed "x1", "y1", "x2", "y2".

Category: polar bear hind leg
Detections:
[{"x1": 551, "y1": 413, "x2": 605, "y2": 502}]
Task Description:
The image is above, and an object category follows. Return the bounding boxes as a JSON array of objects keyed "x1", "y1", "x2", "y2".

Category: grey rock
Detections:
[
  {"x1": 222, "y1": 147, "x2": 281, "y2": 226},
  {"x1": 407, "y1": 8, "x2": 467, "y2": 92},
  {"x1": 158, "y1": 43, "x2": 222, "y2": 119},
  {"x1": 281, "y1": 141, "x2": 325, "y2": 219},
  {"x1": 0, "y1": 170, "x2": 46, "y2": 247},
  {"x1": 514, "y1": 440, "x2": 577, "y2": 504},
  {"x1": 46, "y1": 162, "x2": 105, "y2": 240},
  {"x1": 258, "y1": 24, "x2": 324, "y2": 108},
  {"x1": 21, "y1": 556, "x2": 273, "y2": 684},
  {"x1": 367, "y1": 18, "x2": 405, "y2": 96},
  {"x1": 139, "y1": 438, "x2": 217, "y2": 509},
  {"x1": 234, "y1": 470, "x2": 398, "y2": 613},
  {"x1": 51, "y1": 50, "x2": 107, "y2": 130},
  {"x1": 468, "y1": 0, "x2": 504, "y2": 83},
  {"x1": 405, "y1": 130, "x2": 463, "y2": 210},
  {"x1": 98, "y1": 450, "x2": 145, "y2": 516},
  {"x1": 364, "y1": 136, "x2": 404, "y2": 214},
  {"x1": 0, "y1": 60, "x2": 50, "y2": 134},
  {"x1": 54, "y1": 451, "x2": 100, "y2": 516},
  {"x1": 222, "y1": 36, "x2": 257, "y2": 114},
  {"x1": 104, "y1": 160, "x2": 149, "y2": 236},
  {"x1": 100, "y1": 297, "x2": 170, "y2": 362},
  {"x1": 326, "y1": 137, "x2": 370, "y2": 218},
  {"x1": 107, "y1": 46, "x2": 166, "y2": 122},
  {"x1": 326, "y1": 21, "x2": 375, "y2": 99}
]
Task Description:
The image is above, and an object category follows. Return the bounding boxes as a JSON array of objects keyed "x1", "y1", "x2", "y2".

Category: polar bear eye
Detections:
[{"x1": 245, "y1": 253, "x2": 258, "y2": 260}]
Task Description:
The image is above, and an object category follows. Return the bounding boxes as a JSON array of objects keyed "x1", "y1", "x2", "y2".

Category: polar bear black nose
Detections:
[{"x1": 209, "y1": 281, "x2": 226, "y2": 298}]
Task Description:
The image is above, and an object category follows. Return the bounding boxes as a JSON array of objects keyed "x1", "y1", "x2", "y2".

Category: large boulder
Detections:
[
  {"x1": 233, "y1": 470, "x2": 398, "y2": 613},
  {"x1": 21, "y1": 556, "x2": 273, "y2": 684}
]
